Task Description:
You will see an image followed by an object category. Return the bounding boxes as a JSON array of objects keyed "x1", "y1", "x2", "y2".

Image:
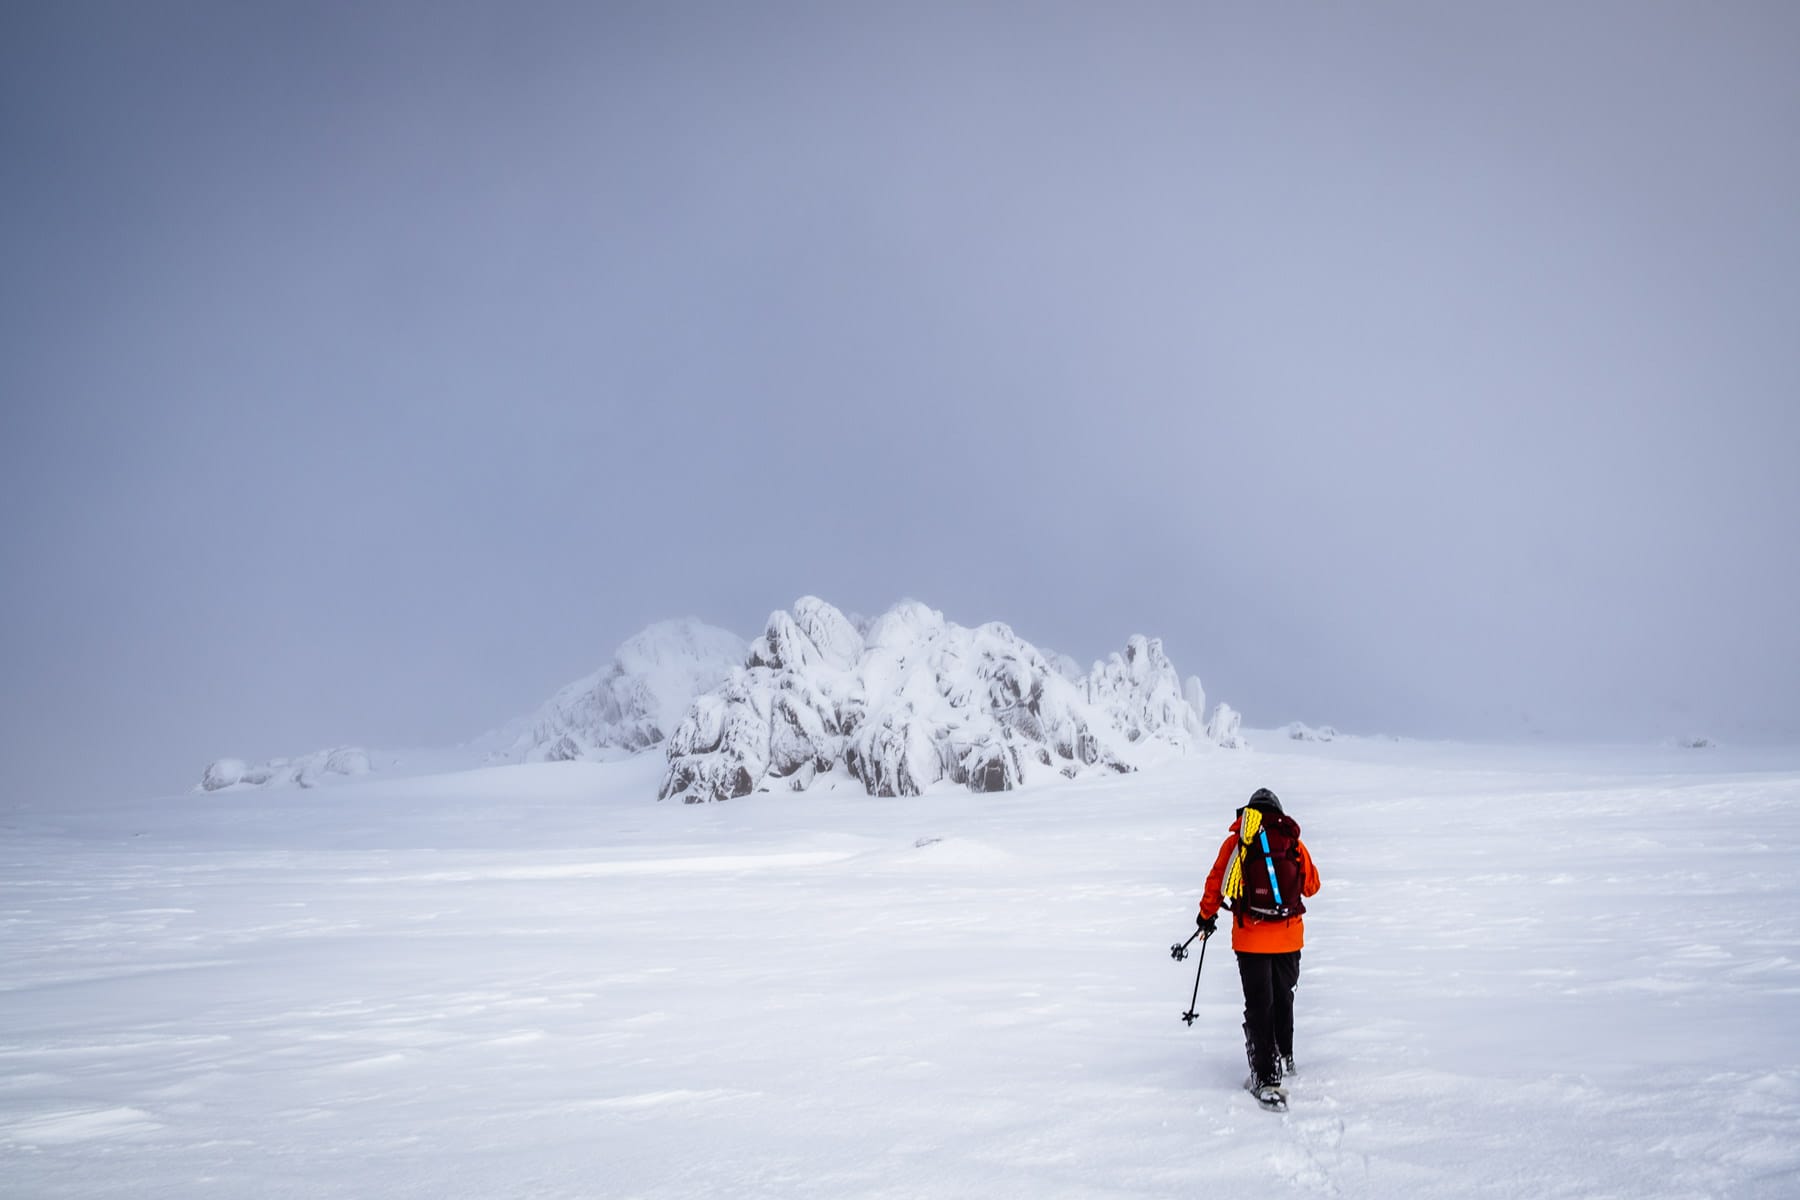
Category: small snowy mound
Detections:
[
  {"x1": 199, "y1": 747, "x2": 371, "y2": 791},
  {"x1": 496, "y1": 619, "x2": 747, "y2": 763},
  {"x1": 200, "y1": 759, "x2": 248, "y2": 790},
  {"x1": 1283, "y1": 722, "x2": 1340, "y2": 742},
  {"x1": 661, "y1": 598, "x2": 1238, "y2": 803}
]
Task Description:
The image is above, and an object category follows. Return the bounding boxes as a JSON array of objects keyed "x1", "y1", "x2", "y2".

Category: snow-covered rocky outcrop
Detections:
[
  {"x1": 1085, "y1": 635, "x2": 1208, "y2": 750},
  {"x1": 200, "y1": 747, "x2": 371, "y2": 791},
  {"x1": 197, "y1": 604, "x2": 1237, "y2": 801},
  {"x1": 493, "y1": 619, "x2": 747, "y2": 763},
  {"x1": 660, "y1": 597, "x2": 1239, "y2": 803},
  {"x1": 1282, "y1": 721, "x2": 1339, "y2": 742},
  {"x1": 1206, "y1": 703, "x2": 1244, "y2": 749}
]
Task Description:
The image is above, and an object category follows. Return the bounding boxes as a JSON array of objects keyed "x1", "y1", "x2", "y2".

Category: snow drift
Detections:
[{"x1": 660, "y1": 597, "x2": 1238, "y2": 803}]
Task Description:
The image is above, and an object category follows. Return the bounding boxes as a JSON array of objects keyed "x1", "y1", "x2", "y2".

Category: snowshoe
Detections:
[{"x1": 1245, "y1": 1072, "x2": 1288, "y2": 1112}]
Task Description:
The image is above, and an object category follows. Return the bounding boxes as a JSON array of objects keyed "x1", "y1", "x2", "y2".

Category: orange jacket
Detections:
[{"x1": 1199, "y1": 817, "x2": 1321, "y2": 954}]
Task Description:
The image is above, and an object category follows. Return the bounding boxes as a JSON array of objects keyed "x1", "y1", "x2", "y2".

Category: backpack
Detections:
[{"x1": 1228, "y1": 810, "x2": 1307, "y2": 923}]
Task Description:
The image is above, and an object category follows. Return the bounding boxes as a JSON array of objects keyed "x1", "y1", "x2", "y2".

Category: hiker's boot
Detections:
[{"x1": 1245, "y1": 1072, "x2": 1288, "y2": 1111}]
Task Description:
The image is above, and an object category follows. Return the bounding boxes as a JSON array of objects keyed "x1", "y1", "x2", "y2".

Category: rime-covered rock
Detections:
[
  {"x1": 1283, "y1": 722, "x2": 1338, "y2": 742},
  {"x1": 1206, "y1": 703, "x2": 1245, "y2": 750},
  {"x1": 201, "y1": 758, "x2": 247, "y2": 791},
  {"x1": 657, "y1": 661, "x2": 845, "y2": 800},
  {"x1": 198, "y1": 746, "x2": 371, "y2": 792},
  {"x1": 280, "y1": 747, "x2": 371, "y2": 787},
  {"x1": 1185, "y1": 677, "x2": 1208, "y2": 727},
  {"x1": 1086, "y1": 636, "x2": 1207, "y2": 749},
  {"x1": 791, "y1": 595, "x2": 866, "y2": 671},
  {"x1": 661, "y1": 597, "x2": 1236, "y2": 803},
  {"x1": 1042, "y1": 650, "x2": 1086, "y2": 684}
]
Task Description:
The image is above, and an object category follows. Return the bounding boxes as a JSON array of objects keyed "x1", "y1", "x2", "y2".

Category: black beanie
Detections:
[{"x1": 1247, "y1": 787, "x2": 1283, "y2": 815}]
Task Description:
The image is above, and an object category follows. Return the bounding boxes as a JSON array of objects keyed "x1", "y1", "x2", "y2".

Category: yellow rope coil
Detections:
[{"x1": 1223, "y1": 807, "x2": 1263, "y2": 902}]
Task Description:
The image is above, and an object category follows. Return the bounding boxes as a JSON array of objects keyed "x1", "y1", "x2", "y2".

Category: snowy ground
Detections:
[{"x1": 3, "y1": 736, "x2": 1798, "y2": 1198}]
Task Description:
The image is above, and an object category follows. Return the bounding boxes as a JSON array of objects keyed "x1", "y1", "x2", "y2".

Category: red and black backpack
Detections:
[{"x1": 1231, "y1": 812, "x2": 1307, "y2": 923}]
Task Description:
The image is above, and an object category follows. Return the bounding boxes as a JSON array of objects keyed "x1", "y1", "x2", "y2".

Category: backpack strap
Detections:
[{"x1": 1258, "y1": 828, "x2": 1285, "y2": 908}]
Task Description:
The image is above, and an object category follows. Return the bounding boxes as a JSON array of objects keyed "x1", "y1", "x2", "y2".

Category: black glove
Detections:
[{"x1": 1196, "y1": 913, "x2": 1217, "y2": 935}]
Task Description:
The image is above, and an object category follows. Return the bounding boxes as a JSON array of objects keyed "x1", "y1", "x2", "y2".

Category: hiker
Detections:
[{"x1": 1196, "y1": 787, "x2": 1320, "y2": 1109}]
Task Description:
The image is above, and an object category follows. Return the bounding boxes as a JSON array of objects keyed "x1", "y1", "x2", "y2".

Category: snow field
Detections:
[{"x1": 3, "y1": 741, "x2": 1798, "y2": 1197}]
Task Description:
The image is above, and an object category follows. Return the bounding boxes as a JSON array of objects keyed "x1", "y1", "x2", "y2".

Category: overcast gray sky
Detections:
[{"x1": 4, "y1": 2, "x2": 1797, "y2": 804}]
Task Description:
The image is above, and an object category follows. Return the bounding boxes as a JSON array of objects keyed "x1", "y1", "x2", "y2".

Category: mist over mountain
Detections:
[
  {"x1": 201, "y1": 598, "x2": 1238, "y2": 800},
  {"x1": 481, "y1": 619, "x2": 749, "y2": 764}
]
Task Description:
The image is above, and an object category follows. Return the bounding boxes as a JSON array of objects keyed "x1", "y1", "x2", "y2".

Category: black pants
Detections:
[{"x1": 1236, "y1": 949, "x2": 1301, "y2": 1083}]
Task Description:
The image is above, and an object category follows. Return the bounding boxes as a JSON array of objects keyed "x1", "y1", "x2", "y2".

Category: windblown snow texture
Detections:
[
  {"x1": 19, "y1": 738, "x2": 1800, "y2": 1199},
  {"x1": 660, "y1": 597, "x2": 1235, "y2": 803}
]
